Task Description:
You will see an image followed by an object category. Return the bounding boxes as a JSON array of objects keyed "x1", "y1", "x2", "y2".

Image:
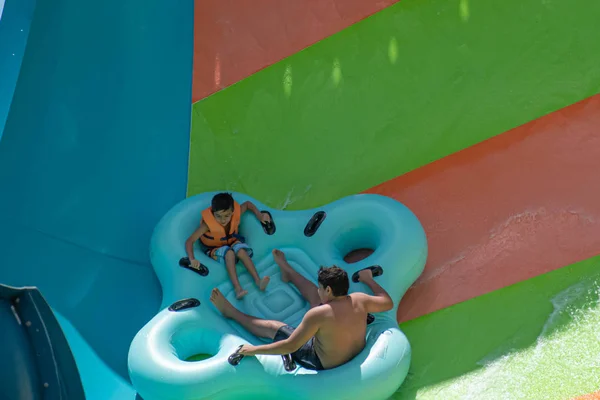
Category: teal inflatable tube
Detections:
[{"x1": 128, "y1": 192, "x2": 427, "y2": 400}]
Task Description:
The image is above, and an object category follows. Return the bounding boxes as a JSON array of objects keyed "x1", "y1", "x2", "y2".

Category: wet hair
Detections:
[
  {"x1": 211, "y1": 193, "x2": 234, "y2": 213},
  {"x1": 318, "y1": 266, "x2": 349, "y2": 297}
]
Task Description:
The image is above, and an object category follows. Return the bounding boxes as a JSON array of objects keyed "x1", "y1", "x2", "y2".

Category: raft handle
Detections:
[
  {"x1": 227, "y1": 346, "x2": 297, "y2": 371},
  {"x1": 179, "y1": 257, "x2": 209, "y2": 277},
  {"x1": 260, "y1": 211, "x2": 276, "y2": 235},
  {"x1": 367, "y1": 313, "x2": 375, "y2": 325},
  {"x1": 282, "y1": 354, "x2": 296, "y2": 372},
  {"x1": 228, "y1": 345, "x2": 245, "y2": 366},
  {"x1": 168, "y1": 298, "x2": 201, "y2": 312},
  {"x1": 304, "y1": 211, "x2": 326, "y2": 237},
  {"x1": 352, "y1": 265, "x2": 383, "y2": 283}
]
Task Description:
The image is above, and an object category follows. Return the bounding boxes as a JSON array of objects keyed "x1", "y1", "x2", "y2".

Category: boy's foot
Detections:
[
  {"x1": 258, "y1": 276, "x2": 270, "y2": 291},
  {"x1": 210, "y1": 288, "x2": 235, "y2": 318},
  {"x1": 272, "y1": 249, "x2": 291, "y2": 283},
  {"x1": 235, "y1": 288, "x2": 248, "y2": 299}
]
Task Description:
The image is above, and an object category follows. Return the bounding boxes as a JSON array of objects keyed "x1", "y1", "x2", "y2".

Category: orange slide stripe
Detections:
[
  {"x1": 573, "y1": 392, "x2": 600, "y2": 400},
  {"x1": 192, "y1": 0, "x2": 399, "y2": 102},
  {"x1": 365, "y1": 94, "x2": 600, "y2": 322}
]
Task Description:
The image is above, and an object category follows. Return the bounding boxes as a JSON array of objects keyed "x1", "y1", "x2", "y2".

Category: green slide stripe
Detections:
[
  {"x1": 189, "y1": 0, "x2": 600, "y2": 208},
  {"x1": 394, "y1": 254, "x2": 600, "y2": 400}
]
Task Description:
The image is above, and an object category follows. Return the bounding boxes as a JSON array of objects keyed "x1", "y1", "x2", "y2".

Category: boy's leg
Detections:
[
  {"x1": 272, "y1": 249, "x2": 321, "y2": 308},
  {"x1": 236, "y1": 247, "x2": 270, "y2": 291},
  {"x1": 210, "y1": 288, "x2": 285, "y2": 339},
  {"x1": 220, "y1": 248, "x2": 247, "y2": 299}
]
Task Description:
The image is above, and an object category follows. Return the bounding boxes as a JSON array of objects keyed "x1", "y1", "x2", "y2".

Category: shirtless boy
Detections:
[{"x1": 210, "y1": 249, "x2": 394, "y2": 370}]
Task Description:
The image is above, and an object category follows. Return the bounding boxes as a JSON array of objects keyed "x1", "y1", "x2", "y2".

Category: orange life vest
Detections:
[{"x1": 200, "y1": 201, "x2": 243, "y2": 247}]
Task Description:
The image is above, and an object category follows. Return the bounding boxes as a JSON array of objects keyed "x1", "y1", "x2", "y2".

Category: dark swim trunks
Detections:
[{"x1": 273, "y1": 325, "x2": 325, "y2": 371}]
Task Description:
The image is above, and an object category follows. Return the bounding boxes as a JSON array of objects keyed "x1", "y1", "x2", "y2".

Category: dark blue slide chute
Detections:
[{"x1": 0, "y1": 284, "x2": 85, "y2": 399}]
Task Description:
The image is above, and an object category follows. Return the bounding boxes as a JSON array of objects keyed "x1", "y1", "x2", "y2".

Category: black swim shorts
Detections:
[{"x1": 273, "y1": 325, "x2": 325, "y2": 371}]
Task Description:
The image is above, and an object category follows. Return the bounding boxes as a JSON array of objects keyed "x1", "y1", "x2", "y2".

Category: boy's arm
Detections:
[
  {"x1": 355, "y1": 270, "x2": 394, "y2": 313},
  {"x1": 184, "y1": 220, "x2": 209, "y2": 261},
  {"x1": 240, "y1": 201, "x2": 269, "y2": 222}
]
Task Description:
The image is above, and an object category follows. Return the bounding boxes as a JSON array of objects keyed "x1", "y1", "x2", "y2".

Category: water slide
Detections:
[
  {"x1": 0, "y1": 0, "x2": 192, "y2": 398},
  {"x1": 1, "y1": 0, "x2": 600, "y2": 399}
]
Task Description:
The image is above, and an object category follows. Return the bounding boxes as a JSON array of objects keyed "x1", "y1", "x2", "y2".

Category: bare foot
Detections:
[
  {"x1": 235, "y1": 288, "x2": 248, "y2": 299},
  {"x1": 258, "y1": 276, "x2": 270, "y2": 291},
  {"x1": 272, "y1": 249, "x2": 291, "y2": 283},
  {"x1": 210, "y1": 288, "x2": 236, "y2": 318}
]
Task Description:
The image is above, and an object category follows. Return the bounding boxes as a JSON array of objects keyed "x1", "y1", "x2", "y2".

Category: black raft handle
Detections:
[
  {"x1": 367, "y1": 313, "x2": 375, "y2": 325},
  {"x1": 352, "y1": 265, "x2": 383, "y2": 283},
  {"x1": 228, "y1": 346, "x2": 296, "y2": 371},
  {"x1": 282, "y1": 354, "x2": 296, "y2": 372},
  {"x1": 228, "y1": 345, "x2": 245, "y2": 366},
  {"x1": 304, "y1": 211, "x2": 326, "y2": 237},
  {"x1": 168, "y1": 298, "x2": 201, "y2": 312},
  {"x1": 260, "y1": 210, "x2": 276, "y2": 235},
  {"x1": 179, "y1": 257, "x2": 209, "y2": 277}
]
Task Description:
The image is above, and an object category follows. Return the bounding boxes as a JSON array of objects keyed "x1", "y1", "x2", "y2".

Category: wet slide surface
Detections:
[
  {"x1": 367, "y1": 94, "x2": 600, "y2": 321},
  {"x1": 575, "y1": 392, "x2": 600, "y2": 400},
  {"x1": 189, "y1": 0, "x2": 600, "y2": 398},
  {"x1": 394, "y1": 254, "x2": 600, "y2": 400},
  {"x1": 192, "y1": 0, "x2": 399, "y2": 101},
  {"x1": 189, "y1": 0, "x2": 600, "y2": 210}
]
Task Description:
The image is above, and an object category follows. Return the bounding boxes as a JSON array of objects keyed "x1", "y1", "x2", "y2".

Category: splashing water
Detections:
[{"x1": 417, "y1": 278, "x2": 600, "y2": 400}]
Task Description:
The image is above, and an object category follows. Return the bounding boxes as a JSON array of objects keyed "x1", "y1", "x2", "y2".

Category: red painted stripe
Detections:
[
  {"x1": 364, "y1": 94, "x2": 600, "y2": 322},
  {"x1": 572, "y1": 392, "x2": 600, "y2": 400},
  {"x1": 193, "y1": 0, "x2": 399, "y2": 102}
]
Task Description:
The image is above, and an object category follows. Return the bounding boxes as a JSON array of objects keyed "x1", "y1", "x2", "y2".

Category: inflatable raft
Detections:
[{"x1": 128, "y1": 192, "x2": 427, "y2": 400}]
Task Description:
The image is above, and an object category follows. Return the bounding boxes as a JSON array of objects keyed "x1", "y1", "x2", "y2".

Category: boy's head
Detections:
[
  {"x1": 317, "y1": 265, "x2": 349, "y2": 302},
  {"x1": 211, "y1": 193, "x2": 234, "y2": 226}
]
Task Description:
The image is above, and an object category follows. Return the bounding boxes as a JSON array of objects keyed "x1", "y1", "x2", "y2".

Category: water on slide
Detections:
[{"x1": 398, "y1": 261, "x2": 600, "y2": 400}]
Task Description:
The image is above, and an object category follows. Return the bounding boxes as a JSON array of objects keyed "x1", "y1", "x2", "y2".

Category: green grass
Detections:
[
  {"x1": 189, "y1": 0, "x2": 600, "y2": 208},
  {"x1": 394, "y1": 254, "x2": 600, "y2": 400}
]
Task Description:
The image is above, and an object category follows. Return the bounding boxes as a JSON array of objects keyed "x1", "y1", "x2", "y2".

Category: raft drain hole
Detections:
[
  {"x1": 172, "y1": 327, "x2": 222, "y2": 363},
  {"x1": 333, "y1": 222, "x2": 380, "y2": 264},
  {"x1": 343, "y1": 248, "x2": 375, "y2": 264},
  {"x1": 186, "y1": 353, "x2": 213, "y2": 362}
]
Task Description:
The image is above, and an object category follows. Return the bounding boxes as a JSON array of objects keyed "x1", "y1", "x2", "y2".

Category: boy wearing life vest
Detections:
[{"x1": 185, "y1": 193, "x2": 271, "y2": 299}]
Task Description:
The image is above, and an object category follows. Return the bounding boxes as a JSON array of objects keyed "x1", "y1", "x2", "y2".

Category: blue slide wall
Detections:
[
  {"x1": 0, "y1": 0, "x2": 194, "y2": 397},
  {"x1": 0, "y1": 0, "x2": 36, "y2": 135}
]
